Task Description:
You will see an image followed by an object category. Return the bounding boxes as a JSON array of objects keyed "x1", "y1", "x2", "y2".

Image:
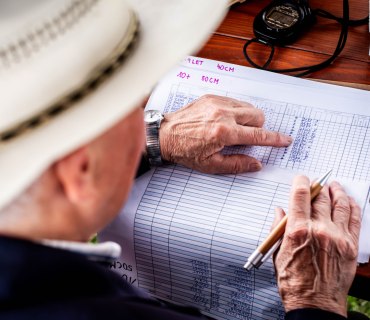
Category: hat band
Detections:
[{"x1": 0, "y1": 10, "x2": 139, "y2": 144}]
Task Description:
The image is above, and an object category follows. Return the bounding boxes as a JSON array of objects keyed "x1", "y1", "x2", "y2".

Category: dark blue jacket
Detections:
[{"x1": 0, "y1": 236, "x2": 345, "y2": 319}]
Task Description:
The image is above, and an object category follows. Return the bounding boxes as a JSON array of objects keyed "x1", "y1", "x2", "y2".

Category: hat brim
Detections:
[{"x1": 0, "y1": 0, "x2": 227, "y2": 209}]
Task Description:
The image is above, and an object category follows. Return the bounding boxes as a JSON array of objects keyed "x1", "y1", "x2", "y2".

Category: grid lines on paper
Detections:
[{"x1": 133, "y1": 165, "x2": 288, "y2": 320}]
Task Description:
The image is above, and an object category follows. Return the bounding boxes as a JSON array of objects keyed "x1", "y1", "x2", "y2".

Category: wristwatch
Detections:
[{"x1": 144, "y1": 110, "x2": 165, "y2": 166}]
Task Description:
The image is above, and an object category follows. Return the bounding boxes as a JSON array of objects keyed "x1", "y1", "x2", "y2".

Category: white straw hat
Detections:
[{"x1": 0, "y1": 0, "x2": 227, "y2": 209}]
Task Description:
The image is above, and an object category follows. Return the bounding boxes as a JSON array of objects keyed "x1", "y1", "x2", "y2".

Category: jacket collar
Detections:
[{"x1": 39, "y1": 238, "x2": 121, "y2": 263}]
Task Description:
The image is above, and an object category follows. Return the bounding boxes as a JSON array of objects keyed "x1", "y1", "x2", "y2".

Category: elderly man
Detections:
[{"x1": 0, "y1": 0, "x2": 362, "y2": 319}]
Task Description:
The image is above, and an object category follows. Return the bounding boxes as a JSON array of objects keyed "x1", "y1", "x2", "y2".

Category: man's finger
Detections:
[
  {"x1": 287, "y1": 176, "x2": 311, "y2": 229},
  {"x1": 198, "y1": 153, "x2": 262, "y2": 175},
  {"x1": 232, "y1": 107, "x2": 265, "y2": 127},
  {"x1": 210, "y1": 95, "x2": 255, "y2": 111},
  {"x1": 348, "y1": 196, "x2": 362, "y2": 241},
  {"x1": 311, "y1": 185, "x2": 331, "y2": 221},
  {"x1": 271, "y1": 207, "x2": 286, "y2": 231},
  {"x1": 205, "y1": 96, "x2": 264, "y2": 127},
  {"x1": 329, "y1": 181, "x2": 351, "y2": 231},
  {"x1": 224, "y1": 126, "x2": 292, "y2": 147}
]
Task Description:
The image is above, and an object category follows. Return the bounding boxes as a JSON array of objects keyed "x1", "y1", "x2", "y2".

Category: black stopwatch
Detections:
[{"x1": 253, "y1": 0, "x2": 315, "y2": 46}]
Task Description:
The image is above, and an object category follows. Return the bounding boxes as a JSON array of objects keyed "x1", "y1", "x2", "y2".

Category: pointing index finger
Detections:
[{"x1": 223, "y1": 126, "x2": 292, "y2": 147}]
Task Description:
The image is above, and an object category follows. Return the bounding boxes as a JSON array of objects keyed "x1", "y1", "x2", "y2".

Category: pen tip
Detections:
[
  {"x1": 244, "y1": 261, "x2": 254, "y2": 271},
  {"x1": 319, "y1": 169, "x2": 333, "y2": 186}
]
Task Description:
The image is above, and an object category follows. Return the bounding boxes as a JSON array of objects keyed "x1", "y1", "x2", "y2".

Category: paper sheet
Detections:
[{"x1": 100, "y1": 57, "x2": 370, "y2": 320}]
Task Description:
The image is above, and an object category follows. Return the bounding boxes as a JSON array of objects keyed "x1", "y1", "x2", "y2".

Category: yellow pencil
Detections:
[{"x1": 244, "y1": 169, "x2": 333, "y2": 270}]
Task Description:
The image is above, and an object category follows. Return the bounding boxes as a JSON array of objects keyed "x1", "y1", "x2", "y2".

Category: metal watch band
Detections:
[{"x1": 145, "y1": 118, "x2": 163, "y2": 166}]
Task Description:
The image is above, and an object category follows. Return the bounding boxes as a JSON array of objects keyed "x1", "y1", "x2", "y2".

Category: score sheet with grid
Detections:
[
  {"x1": 100, "y1": 57, "x2": 370, "y2": 320},
  {"x1": 159, "y1": 83, "x2": 369, "y2": 182}
]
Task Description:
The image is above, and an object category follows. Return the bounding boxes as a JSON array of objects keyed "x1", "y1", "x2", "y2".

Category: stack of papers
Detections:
[{"x1": 100, "y1": 57, "x2": 370, "y2": 320}]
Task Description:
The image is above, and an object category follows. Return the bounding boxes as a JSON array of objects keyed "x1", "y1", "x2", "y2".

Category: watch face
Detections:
[
  {"x1": 264, "y1": 5, "x2": 299, "y2": 30},
  {"x1": 144, "y1": 110, "x2": 163, "y2": 123}
]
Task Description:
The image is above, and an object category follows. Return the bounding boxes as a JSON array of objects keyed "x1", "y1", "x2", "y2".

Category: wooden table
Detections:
[
  {"x1": 197, "y1": 0, "x2": 370, "y2": 299},
  {"x1": 199, "y1": 0, "x2": 369, "y2": 86}
]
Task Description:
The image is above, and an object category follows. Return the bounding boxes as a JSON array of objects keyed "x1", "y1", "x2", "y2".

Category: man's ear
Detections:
[{"x1": 54, "y1": 147, "x2": 96, "y2": 204}]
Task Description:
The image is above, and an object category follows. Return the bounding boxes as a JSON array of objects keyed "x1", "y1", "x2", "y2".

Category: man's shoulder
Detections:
[{"x1": 0, "y1": 236, "x2": 207, "y2": 320}]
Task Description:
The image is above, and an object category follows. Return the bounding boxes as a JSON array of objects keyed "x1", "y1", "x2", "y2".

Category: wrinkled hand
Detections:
[
  {"x1": 273, "y1": 176, "x2": 361, "y2": 317},
  {"x1": 159, "y1": 94, "x2": 292, "y2": 174}
]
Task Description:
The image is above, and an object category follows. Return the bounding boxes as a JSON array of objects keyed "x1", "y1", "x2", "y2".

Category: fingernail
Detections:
[
  {"x1": 275, "y1": 207, "x2": 286, "y2": 215},
  {"x1": 285, "y1": 136, "x2": 293, "y2": 144},
  {"x1": 249, "y1": 162, "x2": 262, "y2": 172}
]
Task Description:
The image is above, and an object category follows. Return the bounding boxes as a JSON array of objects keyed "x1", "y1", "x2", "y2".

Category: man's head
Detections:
[
  {"x1": 0, "y1": 106, "x2": 145, "y2": 241},
  {"x1": 0, "y1": 0, "x2": 227, "y2": 240}
]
